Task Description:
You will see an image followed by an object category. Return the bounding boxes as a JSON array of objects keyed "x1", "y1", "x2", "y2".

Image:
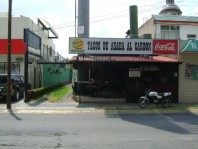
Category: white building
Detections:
[
  {"x1": 136, "y1": 0, "x2": 198, "y2": 103},
  {"x1": 0, "y1": 14, "x2": 61, "y2": 88},
  {"x1": 138, "y1": 15, "x2": 198, "y2": 40}
]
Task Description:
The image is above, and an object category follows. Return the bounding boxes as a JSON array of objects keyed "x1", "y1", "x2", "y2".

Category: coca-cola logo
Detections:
[
  {"x1": 153, "y1": 40, "x2": 178, "y2": 54},
  {"x1": 154, "y1": 43, "x2": 176, "y2": 51}
]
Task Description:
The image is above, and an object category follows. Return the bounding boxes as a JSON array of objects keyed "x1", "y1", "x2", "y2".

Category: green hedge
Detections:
[{"x1": 31, "y1": 82, "x2": 66, "y2": 99}]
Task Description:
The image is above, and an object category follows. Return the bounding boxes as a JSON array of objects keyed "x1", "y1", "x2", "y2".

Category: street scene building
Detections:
[
  {"x1": 137, "y1": 0, "x2": 198, "y2": 103},
  {"x1": 70, "y1": 0, "x2": 198, "y2": 103},
  {"x1": 0, "y1": 14, "x2": 70, "y2": 90},
  {"x1": 70, "y1": 38, "x2": 180, "y2": 103},
  {"x1": 1, "y1": 0, "x2": 197, "y2": 103}
]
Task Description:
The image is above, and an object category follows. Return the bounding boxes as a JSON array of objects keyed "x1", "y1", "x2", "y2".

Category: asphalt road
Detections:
[{"x1": 0, "y1": 113, "x2": 198, "y2": 149}]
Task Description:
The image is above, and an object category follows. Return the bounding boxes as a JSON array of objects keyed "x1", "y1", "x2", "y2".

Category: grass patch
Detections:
[{"x1": 48, "y1": 85, "x2": 72, "y2": 102}]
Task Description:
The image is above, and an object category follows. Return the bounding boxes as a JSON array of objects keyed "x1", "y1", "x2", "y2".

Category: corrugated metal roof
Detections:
[
  {"x1": 71, "y1": 55, "x2": 181, "y2": 63},
  {"x1": 153, "y1": 15, "x2": 198, "y2": 23}
]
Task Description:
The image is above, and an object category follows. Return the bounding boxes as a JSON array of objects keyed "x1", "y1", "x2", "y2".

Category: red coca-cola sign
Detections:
[{"x1": 153, "y1": 40, "x2": 178, "y2": 54}]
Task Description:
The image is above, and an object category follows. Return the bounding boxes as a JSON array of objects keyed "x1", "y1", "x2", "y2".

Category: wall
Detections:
[
  {"x1": 155, "y1": 24, "x2": 163, "y2": 39},
  {"x1": 0, "y1": 17, "x2": 30, "y2": 39},
  {"x1": 178, "y1": 54, "x2": 198, "y2": 103},
  {"x1": 43, "y1": 64, "x2": 71, "y2": 87},
  {"x1": 138, "y1": 17, "x2": 155, "y2": 38},
  {"x1": 0, "y1": 55, "x2": 25, "y2": 75},
  {"x1": 180, "y1": 25, "x2": 198, "y2": 40},
  {"x1": 28, "y1": 62, "x2": 43, "y2": 89}
]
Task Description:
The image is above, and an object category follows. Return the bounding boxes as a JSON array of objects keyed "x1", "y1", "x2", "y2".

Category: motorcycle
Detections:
[{"x1": 138, "y1": 89, "x2": 172, "y2": 108}]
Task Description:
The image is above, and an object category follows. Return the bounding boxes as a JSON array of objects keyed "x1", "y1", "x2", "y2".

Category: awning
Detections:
[
  {"x1": 182, "y1": 40, "x2": 198, "y2": 53},
  {"x1": 38, "y1": 18, "x2": 58, "y2": 39},
  {"x1": 71, "y1": 55, "x2": 181, "y2": 63}
]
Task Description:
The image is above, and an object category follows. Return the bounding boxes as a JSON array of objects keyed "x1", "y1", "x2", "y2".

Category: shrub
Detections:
[{"x1": 31, "y1": 83, "x2": 65, "y2": 99}]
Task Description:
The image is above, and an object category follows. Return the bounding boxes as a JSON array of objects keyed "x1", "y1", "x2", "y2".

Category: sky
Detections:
[{"x1": 0, "y1": 0, "x2": 198, "y2": 58}]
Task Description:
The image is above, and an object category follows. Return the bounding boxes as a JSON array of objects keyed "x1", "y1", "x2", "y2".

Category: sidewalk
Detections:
[{"x1": 0, "y1": 95, "x2": 198, "y2": 114}]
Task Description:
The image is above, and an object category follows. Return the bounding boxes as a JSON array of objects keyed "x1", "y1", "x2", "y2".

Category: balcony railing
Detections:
[{"x1": 156, "y1": 30, "x2": 179, "y2": 39}]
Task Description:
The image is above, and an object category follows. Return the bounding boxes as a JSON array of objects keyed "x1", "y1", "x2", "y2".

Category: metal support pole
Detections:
[
  {"x1": 75, "y1": 0, "x2": 77, "y2": 37},
  {"x1": 7, "y1": 0, "x2": 12, "y2": 109},
  {"x1": 24, "y1": 41, "x2": 29, "y2": 102}
]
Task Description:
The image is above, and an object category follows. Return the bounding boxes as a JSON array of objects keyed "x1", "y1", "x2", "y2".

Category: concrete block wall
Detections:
[{"x1": 179, "y1": 54, "x2": 198, "y2": 103}]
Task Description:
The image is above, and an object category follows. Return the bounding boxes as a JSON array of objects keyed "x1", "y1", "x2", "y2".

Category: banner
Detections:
[
  {"x1": 182, "y1": 40, "x2": 198, "y2": 53},
  {"x1": 0, "y1": 39, "x2": 27, "y2": 54},
  {"x1": 69, "y1": 37, "x2": 152, "y2": 55},
  {"x1": 24, "y1": 28, "x2": 41, "y2": 50},
  {"x1": 153, "y1": 40, "x2": 178, "y2": 54},
  {"x1": 186, "y1": 63, "x2": 198, "y2": 79}
]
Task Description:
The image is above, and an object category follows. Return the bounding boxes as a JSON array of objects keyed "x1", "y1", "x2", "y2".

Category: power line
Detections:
[
  {"x1": 52, "y1": 0, "x2": 190, "y2": 30},
  {"x1": 34, "y1": 1, "x2": 163, "y2": 30},
  {"x1": 13, "y1": 0, "x2": 197, "y2": 31},
  {"x1": 56, "y1": 0, "x2": 198, "y2": 30},
  {"x1": 52, "y1": 6, "x2": 162, "y2": 30}
]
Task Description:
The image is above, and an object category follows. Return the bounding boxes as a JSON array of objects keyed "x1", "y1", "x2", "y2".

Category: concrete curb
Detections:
[
  {"x1": 1, "y1": 107, "x2": 198, "y2": 115},
  {"x1": 1, "y1": 94, "x2": 198, "y2": 115}
]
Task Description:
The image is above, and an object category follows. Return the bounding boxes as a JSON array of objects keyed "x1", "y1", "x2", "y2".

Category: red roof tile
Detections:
[{"x1": 71, "y1": 55, "x2": 181, "y2": 63}]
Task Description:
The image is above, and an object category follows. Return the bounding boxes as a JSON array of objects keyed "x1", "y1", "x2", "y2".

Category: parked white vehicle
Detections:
[{"x1": 138, "y1": 89, "x2": 172, "y2": 108}]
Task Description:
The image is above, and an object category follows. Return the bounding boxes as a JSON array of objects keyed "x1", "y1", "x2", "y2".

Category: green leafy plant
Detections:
[{"x1": 32, "y1": 83, "x2": 66, "y2": 99}]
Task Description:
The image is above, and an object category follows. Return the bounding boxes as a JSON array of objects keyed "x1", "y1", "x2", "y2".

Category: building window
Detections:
[
  {"x1": 0, "y1": 62, "x2": 20, "y2": 74},
  {"x1": 161, "y1": 25, "x2": 169, "y2": 30},
  {"x1": 41, "y1": 44, "x2": 48, "y2": 60},
  {"x1": 171, "y1": 26, "x2": 179, "y2": 30},
  {"x1": 49, "y1": 47, "x2": 53, "y2": 56},
  {"x1": 187, "y1": 34, "x2": 196, "y2": 40},
  {"x1": 160, "y1": 25, "x2": 179, "y2": 39}
]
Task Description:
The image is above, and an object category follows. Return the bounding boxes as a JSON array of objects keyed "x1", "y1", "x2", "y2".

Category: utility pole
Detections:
[
  {"x1": 7, "y1": 0, "x2": 12, "y2": 109},
  {"x1": 24, "y1": 29, "x2": 29, "y2": 103},
  {"x1": 78, "y1": 0, "x2": 89, "y2": 38}
]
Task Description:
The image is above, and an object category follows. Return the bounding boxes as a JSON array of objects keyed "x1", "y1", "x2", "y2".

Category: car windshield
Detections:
[
  {"x1": 11, "y1": 75, "x2": 20, "y2": 82},
  {"x1": 0, "y1": 76, "x2": 7, "y2": 83}
]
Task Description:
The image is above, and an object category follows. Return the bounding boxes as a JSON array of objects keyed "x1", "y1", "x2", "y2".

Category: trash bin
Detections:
[{"x1": 27, "y1": 90, "x2": 33, "y2": 100}]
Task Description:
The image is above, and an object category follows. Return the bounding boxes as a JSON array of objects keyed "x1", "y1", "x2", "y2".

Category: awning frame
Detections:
[{"x1": 38, "y1": 18, "x2": 58, "y2": 39}]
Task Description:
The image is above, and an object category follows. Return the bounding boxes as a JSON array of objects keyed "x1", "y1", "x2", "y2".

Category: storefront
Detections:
[
  {"x1": 70, "y1": 38, "x2": 181, "y2": 103},
  {"x1": 178, "y1": 40, "x2": 198, "y2": 103}
]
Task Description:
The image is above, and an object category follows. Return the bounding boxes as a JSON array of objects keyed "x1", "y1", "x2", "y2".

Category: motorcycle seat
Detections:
[{"x1": 158, "y1": 93, "x2": 163, "y2": 96}]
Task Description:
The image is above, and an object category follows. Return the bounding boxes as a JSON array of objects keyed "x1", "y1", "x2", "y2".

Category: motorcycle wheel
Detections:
[
  {"x1": 138, "y1": 97, "x2": 149, "y2": 108},
  {"x1": 161, "y1": 97, "x2": 171, "y2": 108}
]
